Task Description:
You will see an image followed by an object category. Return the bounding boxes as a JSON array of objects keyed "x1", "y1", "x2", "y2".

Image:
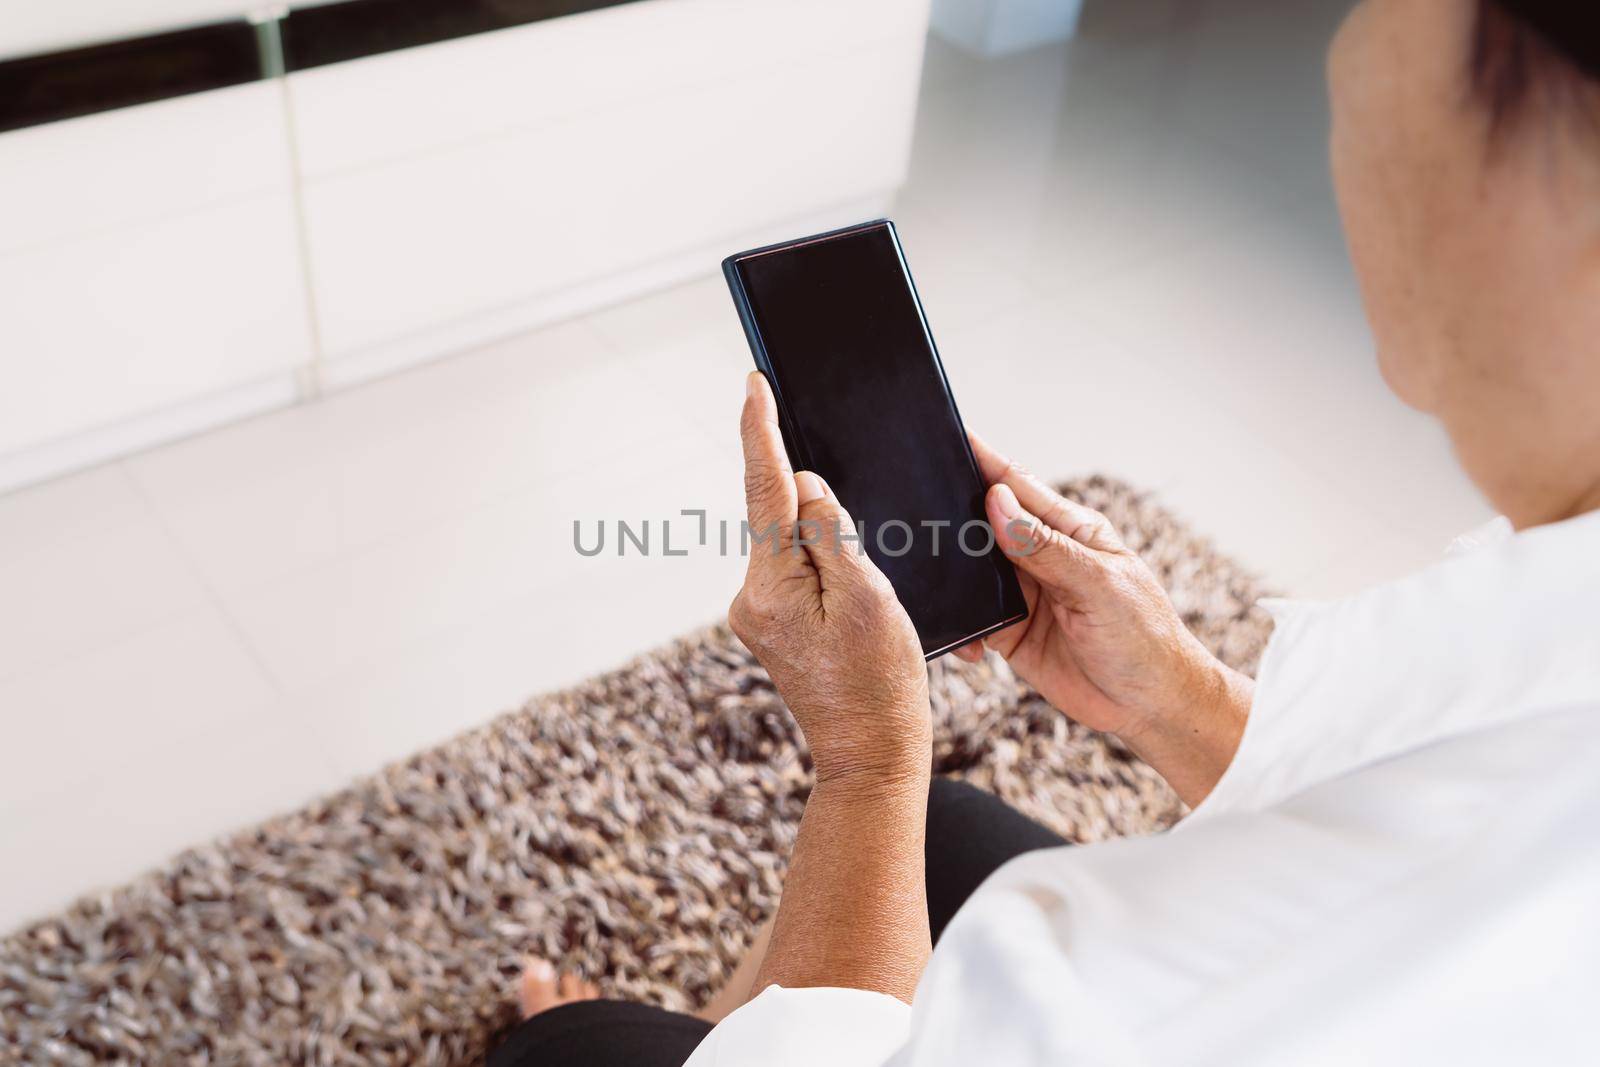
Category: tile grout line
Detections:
[{"x1": 116, "y1": 460, "x2": 289, "y2": 698}]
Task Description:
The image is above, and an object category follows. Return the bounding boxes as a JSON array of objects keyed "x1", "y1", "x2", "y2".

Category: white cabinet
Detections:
[
  {"x1": 0, "y1": 198, "x2": 310, "y2": 456},
  {"x1": 289, "y1": 0, "x2": 930, "y2": 376},
  {"x1": 0, "y1": 84, "x2": 315, "y2": 485},
  {"x1": 0, "y1": 0, "x2": 930, "y2": 491},
  {"x1": 0, "y1": 82, "x2": 287, "y2": 252},
  {"x1": 287, "y1": 0, "x2": 928, "y2": 178}
]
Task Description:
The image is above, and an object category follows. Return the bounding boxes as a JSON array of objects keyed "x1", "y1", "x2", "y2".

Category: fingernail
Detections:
[
  {"x1": 993, "y1": 483, "x2": 1025, "y2": 522},
  {"x1": 746, "y1": 372, "x2": 762, "y2": 399},
  {"x1": 993, "y1": 484, "x2": 1037, "y2": 550},
  {"x1": 795, "y1": 471, "x2": 825, "y2": 505}
]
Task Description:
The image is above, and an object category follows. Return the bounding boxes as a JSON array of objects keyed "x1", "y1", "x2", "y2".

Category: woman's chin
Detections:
[{"x1": 1373, "y1": 345, "x2": 1438, "y2": 415}]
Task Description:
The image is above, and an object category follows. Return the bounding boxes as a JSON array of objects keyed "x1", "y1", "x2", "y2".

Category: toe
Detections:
[
  {"x1": 519, "y1": 958, "x2": 558, "y2": 1018},
  {"x1": 522, "y1": 960, "x2": 603, "y2": 1019},
  {"x1": 558, "y1": 973, "x2": 601, "y2": 1002}
]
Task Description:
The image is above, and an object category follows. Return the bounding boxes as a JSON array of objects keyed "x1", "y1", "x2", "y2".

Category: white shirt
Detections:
[{"x1": 686, "y1": 510, "x2": 1600, "y2": 1066}]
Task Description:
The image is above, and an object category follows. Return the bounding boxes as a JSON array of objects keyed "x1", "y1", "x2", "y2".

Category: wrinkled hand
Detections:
[
  {"x1": 957, "y1": 435, "x2": 1251, "y2": 802},
  {"x1": 729, "y1": 373, "x2": 932, "y2": 789}
]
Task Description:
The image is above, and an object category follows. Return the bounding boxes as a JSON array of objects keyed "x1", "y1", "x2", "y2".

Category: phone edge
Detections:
[
  {"x1": 721, "y1": 220, "x2": 1031, "y2": 657},
  {"x1": 883, "y1": 221, "x2": 1032, "y2": 651},
  {"x1": 923, "y1": 609, "x2": 1031, "y2": 662},
  {"x1": 721, "y1": 219, "x2": 898, "y2": 474},
  {"x1": 722, "y1": 251, "x2": 811, "y2": 471}
]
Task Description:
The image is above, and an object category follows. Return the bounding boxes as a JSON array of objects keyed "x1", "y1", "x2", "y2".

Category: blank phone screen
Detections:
[{"x1": 726, "y1": 221, "x2": 1027, "y2": 658}]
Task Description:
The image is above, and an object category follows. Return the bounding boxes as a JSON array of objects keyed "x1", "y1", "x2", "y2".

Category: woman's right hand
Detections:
[{"x1": 957, "y1": 435, "x2": 1253, "y2": 805}]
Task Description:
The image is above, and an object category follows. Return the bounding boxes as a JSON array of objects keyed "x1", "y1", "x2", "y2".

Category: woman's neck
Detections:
[
  {"x1": 1497, "y1": 470, "x2": 1600, "y2": 531},
  {"x1": 1511, "y1": 468, "x2": 1600, "y2": 531},
  {"x1": 1569, "y1": 476, "x2": 1600, "y2": 522}
]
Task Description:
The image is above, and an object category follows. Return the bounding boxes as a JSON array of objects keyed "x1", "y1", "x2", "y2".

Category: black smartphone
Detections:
[{"x1": 722, "y1": 219, "x2": 1028, "y2": 659}]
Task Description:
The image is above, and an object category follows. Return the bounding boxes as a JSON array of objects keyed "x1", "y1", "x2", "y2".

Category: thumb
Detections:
[
  {"x1": 793, "y1": 471, "x2": 877, "y2": 584},
  {"x1": 987, "y1": 482, "x2": 1101, "y2": 590}
]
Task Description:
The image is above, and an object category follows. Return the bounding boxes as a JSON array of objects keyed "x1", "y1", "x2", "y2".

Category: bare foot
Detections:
[{"x1": 519, "y1": 958, "x2": 601, "y2": 1019}]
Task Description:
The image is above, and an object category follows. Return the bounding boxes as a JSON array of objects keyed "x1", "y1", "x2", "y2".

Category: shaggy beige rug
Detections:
[{"x1": 0, "y1": 477, "x2": 1275, "y2": 1066}]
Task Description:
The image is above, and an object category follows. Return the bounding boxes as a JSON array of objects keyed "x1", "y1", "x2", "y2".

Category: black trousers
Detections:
[{"x1": 488, "y1": 778, "x2": 1066, "y2": 1067}]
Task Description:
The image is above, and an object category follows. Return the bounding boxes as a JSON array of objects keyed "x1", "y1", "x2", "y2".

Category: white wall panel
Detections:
[
  {"x1": 0, "y1": 193, "x2": 313, "y2": 457},
  {"x1": 287, "y1": 0, "x2": 931, "y2": 178},
  {"x1": 0, "y1": 82, "x2": 291, "y2": 256},
  {"x1": 302, "y1": 37, "x2": 924, "y2": 360}
]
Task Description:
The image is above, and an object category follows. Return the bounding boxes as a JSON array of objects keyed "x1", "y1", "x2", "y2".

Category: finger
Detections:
[
  {"x1": 792, "y1": 471, "x2": 879, "y2": 588},
  {"x1": 740, "y1": 372, "x2": 796, "y2": 537},
  {"x1": 968, "y1": 431, "x2": 1010, "y2": 486},
  {"x1": 987, "y1": 482, "x2": 1103, "y2": 592},
  {"x1": 951, "y1": 641, "x2": 984, "y2": 663},
  {"x1": 969, "y1": 433, "x2": 1123, "y2": 554}
]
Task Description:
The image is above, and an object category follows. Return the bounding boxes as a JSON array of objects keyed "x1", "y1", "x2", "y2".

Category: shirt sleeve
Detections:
[
  {"x1": 686, "y1": 892, "x2": 1145, "y2": 1067},
  {"x1": 1181, "y1": 596, "x2": 1318, "y2": 820},
  {"x1": 886, "y1": 885, "x2": 1146, "y2": 1067},
  {"x1": 1188, "y1": 518, "x2": 1520, "y2": 822},
  {"x1": 683, "y1": 985, "x2": 911, "y2": 1067},
  {"x1": 1187, "y1": 593, "x2": 1395, "y2": 820}
]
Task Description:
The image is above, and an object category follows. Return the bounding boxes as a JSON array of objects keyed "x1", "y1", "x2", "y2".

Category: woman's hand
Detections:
[
  {"x1": 731, "y1": 372, "x2": 932, "y2": 1004},
  {"x1": 956, "y1": 435, "x2": 1252, "y2": 805},
  {"x1": 729, "y1": 373, "x2": 932, "y2": 789}
]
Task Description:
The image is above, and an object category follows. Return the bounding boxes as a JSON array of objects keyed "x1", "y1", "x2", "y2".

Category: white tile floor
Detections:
[{"x1": 0, "y1": 0, "x2": 1493, "y2": 932}]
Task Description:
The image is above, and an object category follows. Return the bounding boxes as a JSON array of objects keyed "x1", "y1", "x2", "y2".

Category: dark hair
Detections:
[{"x1": 1472, "y1": 1, "x2": 1600, "y2": 131}]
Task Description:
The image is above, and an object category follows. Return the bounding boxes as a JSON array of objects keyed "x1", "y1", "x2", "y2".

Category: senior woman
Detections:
[{"x1": 492, "y1": 0, "x2": 1600, "y2": 1063}]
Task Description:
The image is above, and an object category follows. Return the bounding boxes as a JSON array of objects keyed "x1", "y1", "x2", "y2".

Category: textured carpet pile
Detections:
[{"x1": 1, "y1": 477, "x2": 1276, "y2": 1066}]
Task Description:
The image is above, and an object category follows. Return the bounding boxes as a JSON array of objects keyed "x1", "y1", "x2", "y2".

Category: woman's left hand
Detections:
[{"x1": 728, "y1": 372, "x2": 932, "y2": 789}]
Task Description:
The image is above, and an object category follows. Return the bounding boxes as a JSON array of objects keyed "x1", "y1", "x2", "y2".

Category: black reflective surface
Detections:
[
  {"x1": 282, "y1": 0, "x2": 644, "y2": 71},
  {"x1": 0, "y1": 22, "x2": 261, "y2": 134},
  {"x1": 0, "y1": 0, "x2": 649, "y2": 133},
  {"x1": 725, "y1": 221, "x2": 1028, "y2": 658}
]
